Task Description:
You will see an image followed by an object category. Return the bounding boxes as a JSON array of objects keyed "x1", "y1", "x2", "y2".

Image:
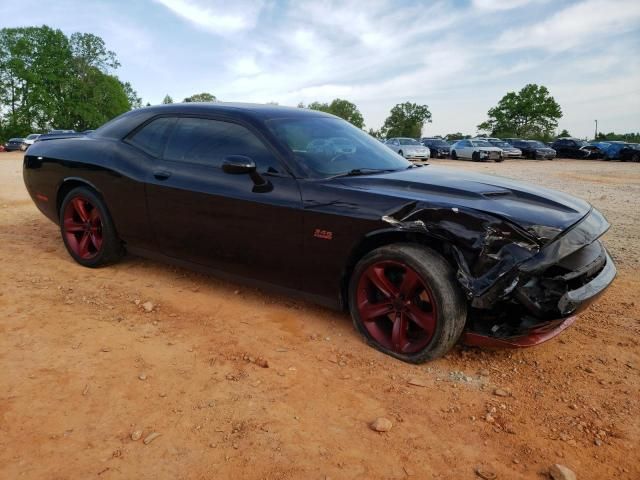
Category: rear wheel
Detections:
[
  {"x1": 60, "y1": 186, "x2": 123, "y2": 267},
  {"x1": 451, "y1": 150, "x2": 458, "y2": 160},
  {"x1": 349, "y1": 244, "x2": 467, "y2": 363},
  {"x1": 632, "y1": 153, "x2": 640, "y2": 163}
]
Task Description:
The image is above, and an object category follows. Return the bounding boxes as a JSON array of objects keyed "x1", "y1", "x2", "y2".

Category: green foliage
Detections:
[
  {"x1": 381, "y1": 102, "x2": 432, "y2": 138},
  {"x1": 183, "y1": 92, "x2": 216, "y2": 102},
  {"x1": 477, "y1": 84, "x2": 562, "y2": 139},
  {"x1": 162, "y1": 94, "x2": 174, "y2": 104},
  {"x1": 368, "y1": 128, "x2": 383, "y2": 139},
  {"x1": 445, "y1": 132, "x2": 470, "y2": 141},
  {"x1": 595, "y1": 132, "x2": 640, "y2": 143},
  {"x1": 558, "y1": 129, "x2": 571, "y2": 137},
  {"x1": 0, "y1": 26, "x2": 139, "y2": 139},
  {"x1": 308, "y1": 98, "x2": 365, "y2": 128}
]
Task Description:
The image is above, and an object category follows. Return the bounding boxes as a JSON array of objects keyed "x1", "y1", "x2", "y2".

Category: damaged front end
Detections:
[{"x1": 381, "y1": 203, "x2": 616, "y2": 347}]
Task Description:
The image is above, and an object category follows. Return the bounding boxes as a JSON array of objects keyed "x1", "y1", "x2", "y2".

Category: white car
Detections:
[
  {"x1": 451, "y1": 139, "x2": 504, "y2": 162},
  {"x1": 475, "y1": 137, "x2": 522, "y2": 158},
  {"x1": 20, "y1": 133, "x2": 42, "y2": 150},
  {"x1": 385, "y1": 137, "x2": 430, "y2": 160}
]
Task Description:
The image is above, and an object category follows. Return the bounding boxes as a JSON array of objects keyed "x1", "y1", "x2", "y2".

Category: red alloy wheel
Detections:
[
  {"x1": 356, "y1": 260, "x2": 438, "y2": 354},
  {"x1": 62, "y1": 196, "x2": 103, "y2": 260}
]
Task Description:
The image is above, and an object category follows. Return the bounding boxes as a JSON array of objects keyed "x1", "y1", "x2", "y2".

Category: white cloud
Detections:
[
  {"x1": 153, "y1": 0, "x2": 265, "y2": 35},
  {"x1": 473, "y1": 0, "x2": 542, "y2": 10},
  {"x1": 496, "y1": 0, "x2": 640, "y2": 51}
]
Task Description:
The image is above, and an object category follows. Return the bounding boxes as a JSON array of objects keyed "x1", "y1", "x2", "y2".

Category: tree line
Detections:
[
  {"x1": 0, "y1": 26, "x2": 141, "y2": 139},
  {"x1": 1, "y1": 26, "x2": 634, "y2": 143}
]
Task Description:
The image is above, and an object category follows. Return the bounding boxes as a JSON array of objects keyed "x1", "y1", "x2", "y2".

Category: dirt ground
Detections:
[{"x1": 1, "y1": 152, "x2": 638, "y2": 480}]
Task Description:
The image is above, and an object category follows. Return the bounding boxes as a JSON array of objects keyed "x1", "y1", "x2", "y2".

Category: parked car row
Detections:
[
  {"x1": 1, "y1": 129, "x2": 82, "y2": 152},
  {"x1": 380, "y1": 135, "x2": 640, "y2": 163}
]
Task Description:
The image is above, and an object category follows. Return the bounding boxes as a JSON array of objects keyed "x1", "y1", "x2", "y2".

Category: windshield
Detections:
[
  {"x1": 471, "y1": 140, "x2": 492, "y2": 147},
  {"x1": 530, "y1": 141, "x2": 547, "y2": 148},
  {"x1": 575, "y1": 140, "x2": 588, "y2": 147},
  {"x1": 267, "y1": 117, "x2": 411, "y2": 176},
  {"x1": 399, "y1": 138, "x2": 421, "y2": 145},
  {"x1": 26, "y1": 134, "x2": 39, "y2": 140},
  {"x1": 491, "y1": 141, "x2": 511, "y2": 148}
]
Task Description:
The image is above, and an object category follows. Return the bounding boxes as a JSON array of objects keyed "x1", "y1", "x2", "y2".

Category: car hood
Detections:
[{"x1": 334, "y1": 165, "x2": 590, "y2": 235}]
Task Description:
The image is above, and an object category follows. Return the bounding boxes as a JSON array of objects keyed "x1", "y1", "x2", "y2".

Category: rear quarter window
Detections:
[{"x1": 127, "y1": 117, "x2": 176, "y2": 157}]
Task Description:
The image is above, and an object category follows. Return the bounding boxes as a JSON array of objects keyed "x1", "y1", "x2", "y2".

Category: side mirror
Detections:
[{"x1": 222, "y1": 155, "x2": 256, "y2": 174}]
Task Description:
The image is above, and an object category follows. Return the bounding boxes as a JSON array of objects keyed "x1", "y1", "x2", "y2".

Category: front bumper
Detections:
[{"x1": 463, "y1": 208, "x2": 616, "y2": 347}]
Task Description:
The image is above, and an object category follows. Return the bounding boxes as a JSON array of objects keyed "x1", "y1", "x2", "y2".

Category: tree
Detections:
[
  {"x1": 595, "y1": 131, "x2": 640, "y2": 143},
  {"x1": 183, "y1": 92, "x2": 216, "y2": 103},
  {"x1": 381, "y1": 102, "x2": 432, "y2": 138},
  {"x1": 445, "y1": 132, "x2": 470, "y2": 141},
  {"x1": 162, "y1": 94, "x2": 174, "y2": 104},
  {"x1": 0, "y1": 26, "x2": 137, "y2": 137},
  {"x1": 368, "y1": 128, "x2": 383, "y2": 139},
  {"x1": 477, "y1": 84, "x2": 562, "y2": 139},
  {"x1": 308, "y1": 98, "x2": 365, "y2": 128}
]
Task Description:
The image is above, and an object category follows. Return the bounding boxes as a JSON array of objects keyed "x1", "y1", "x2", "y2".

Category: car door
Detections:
[
  {"x1": 138, "y1": 115, "x2": 304, "y2": 289},
  {"x1": 458, "y1": 140, "x2": 471, "y2": 158}
]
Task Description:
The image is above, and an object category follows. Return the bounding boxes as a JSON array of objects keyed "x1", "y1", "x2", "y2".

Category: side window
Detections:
[
  {"x1": 164, "y1": 117, "x2": 281, "y2": 173},
  {"x1": 127, "y1": 117, "x2": 175, "y2": 157}
]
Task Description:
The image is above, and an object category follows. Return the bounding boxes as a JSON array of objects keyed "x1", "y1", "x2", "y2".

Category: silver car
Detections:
[{"x1": 385, "y1": 137, "x2": 430, "y2": 160}]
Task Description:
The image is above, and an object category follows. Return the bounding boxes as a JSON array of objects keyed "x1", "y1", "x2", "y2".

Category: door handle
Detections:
[{"x1": 153, "y1": 170, "x2": 171, "y2": 180}]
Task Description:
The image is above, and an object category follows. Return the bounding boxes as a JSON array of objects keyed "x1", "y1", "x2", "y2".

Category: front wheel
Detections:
[
  {"x1": 60, "y1": 186, "x2": 123, "y2": 267},
  {"x1": 451, "y1": 150, "x2": 457, "y2": 160},
  {"x1": 348, "y1": 244, "x2": 467, "y2": 363}
]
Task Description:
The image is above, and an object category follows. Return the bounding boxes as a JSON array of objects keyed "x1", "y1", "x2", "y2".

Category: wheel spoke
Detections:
[
  {"x1": 391, "y1": 312, "x2": 408, "y2": 352},
  {"x1": 89, "y1": 207, "x2": 100, "y2": 224},
  {"x1": 78, "y1": 232, "x2": 91, "y2": 257},
  {"x1": 399, "y1": 268, "x2": 420, "y2": 297},
  {"x1": 359, "y1": 300, "x2": 393, "y2": 321},
  {"x1": 406, "y1": 303, "x2": 435, "y2": 336},
  {"x1": 64, "y1": 218, "x2": 85, "y2": 233},
  {"x1": 89, "y1": 232, "x2": 102, "y2": 251},
  {"x1": 72, "y1": 198, "x2": 90, "y2": 222},
  {"x1": 366, "y1": 266, "x2": 399, "y2": 298}
]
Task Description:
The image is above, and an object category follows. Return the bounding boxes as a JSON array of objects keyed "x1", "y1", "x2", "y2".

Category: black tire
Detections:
[
  {"x1": 59, "y1": 186, "x2": 123, "y2": 268},
  {"x1": 348, "y1": 243, "x2": 467, "y2": 363},
  {"x1": 472, "y1": 151, "x2": 480, "y2": 162},
  {"x1": 451, "y1": 150, "x2": 457, "y2": 160},
  {"x1": 495, "y1": 155, "x2": 504, "y2": 163},
  {"x1": 632, "y1": 153, "x2": 640, "y2": 163}
]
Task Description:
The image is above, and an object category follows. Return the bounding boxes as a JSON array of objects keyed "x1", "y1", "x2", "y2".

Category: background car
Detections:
[
  {"x1": 21, "y1": 133, "x2": 42, "y2": 150},
  {"x1": 4, "y1": 138, "x2": 25, "y2": 151},
  {"x1": 420, "y1": 138, "x2": 450, "y2": 158},
  {"x1": 450, "y1": 139, "x2": 503, "y2": 162},
  {"x1": 508, "y1": 139, "x2": 556, "y2": 159},
  {"x1": 476, "y1": 137, "x2": 522, "y2": 158},
  {"x1": 385, "y1": 137, "x2": 430, "y2": 160},
  {"x1": 597, "y1": 141, "x2": 629, "y2": 160},
  {"x1": 619, "y1": 143, "x2": 640, "y2": 162},
  {"x1": 551, "y1": 138, "x2": 591, "y2": 159}
]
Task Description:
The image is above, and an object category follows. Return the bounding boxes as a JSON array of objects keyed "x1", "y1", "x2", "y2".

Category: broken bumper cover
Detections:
[{"x1": 463, "y1": 208, "x2": 616, "y2": 347}]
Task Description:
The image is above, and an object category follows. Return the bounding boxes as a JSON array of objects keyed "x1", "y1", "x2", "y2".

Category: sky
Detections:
[{"x1": 1, "y1": 0, "x2": 639, "y2": 138}]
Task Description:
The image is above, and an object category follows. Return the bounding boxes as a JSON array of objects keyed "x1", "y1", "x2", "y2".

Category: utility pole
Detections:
[{"x1": 594, "y1": 119, "x2": 598, "y2": 140}]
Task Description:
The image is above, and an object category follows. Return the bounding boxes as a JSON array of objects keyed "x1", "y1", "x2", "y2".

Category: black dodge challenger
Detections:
[{"x1": 23, "y1": 103, "x2": 616, "y2": 363}]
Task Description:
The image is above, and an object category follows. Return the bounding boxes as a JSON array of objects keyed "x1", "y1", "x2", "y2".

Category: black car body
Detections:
[
  {"x1": 551, "y1": 138, "x2": 591, "y2": 159},
  {"x1": 23, "y1": 103, "x2": 616, "y2": 361},
  {"x1": 35, "y1": 130, "x2": 79, "y2": 143},
  {"x1": 420, "y1": 138, "x2": 450, "y2": 158},
  {"x1": 508, "y1": 139, "x2": 556, "y2": 160},
  {"x1": 619, "y1": 143, "x2": 640, "y2": 162},
  {"x1": 5, "y1": 137, "x2": 25, "y2": 151}
]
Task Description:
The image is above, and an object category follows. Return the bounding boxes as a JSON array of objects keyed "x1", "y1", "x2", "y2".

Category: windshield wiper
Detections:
[{"x1": 328, "y1": 168, "x2": 398, "y2": 179}]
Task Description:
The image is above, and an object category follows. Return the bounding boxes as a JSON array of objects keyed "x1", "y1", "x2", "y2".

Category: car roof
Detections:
[{"x1": 94, "y1": 102, "x2": 334, "y2": 140}]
